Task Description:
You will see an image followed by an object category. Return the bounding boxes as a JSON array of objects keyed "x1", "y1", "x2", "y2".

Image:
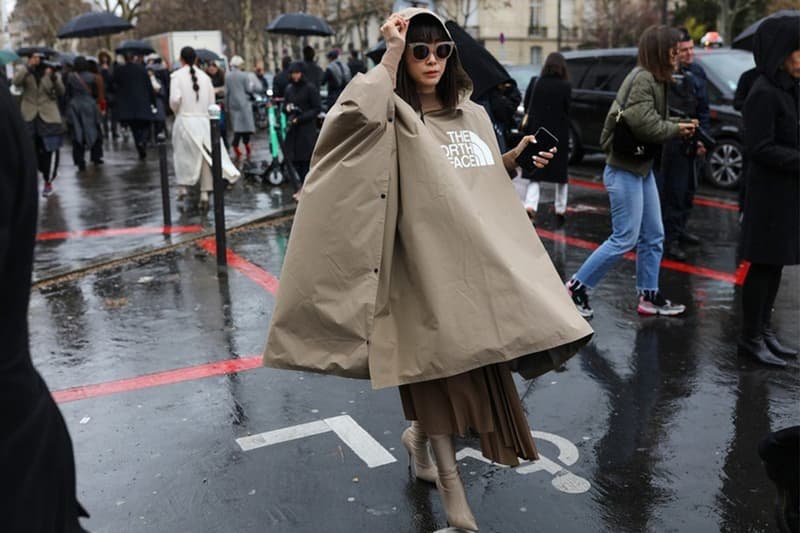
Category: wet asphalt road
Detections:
[{"x1": 28, "y1": 140, "x2": 799, "y2": 532}]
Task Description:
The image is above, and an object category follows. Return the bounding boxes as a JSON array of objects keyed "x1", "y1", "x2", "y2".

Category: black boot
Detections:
[
  {"x1": 738, "y1": 337, "x2": 787, "y2": 367},
  {"x1": 665, "y1": 240, "x2": 687, "y2": 261},
  {"x1": 763, "y1": 329, "x2": 799, "y2": 358}
]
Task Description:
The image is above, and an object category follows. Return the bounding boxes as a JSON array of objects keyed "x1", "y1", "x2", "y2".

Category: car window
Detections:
[
  {"x1": 566, "y1": 58, "x2": 594, "y2": 89},
  {"x1": 695, "y1": 51, "x2": 755, "y2": 96},
  {"x1": 581, "y1": 56, "x2": 635, "y2": 92}
]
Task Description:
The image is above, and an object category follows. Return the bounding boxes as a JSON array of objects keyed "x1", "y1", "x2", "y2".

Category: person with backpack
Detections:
[{"x1": 321, "y1": 48, "x2": 351, "y2": 109}]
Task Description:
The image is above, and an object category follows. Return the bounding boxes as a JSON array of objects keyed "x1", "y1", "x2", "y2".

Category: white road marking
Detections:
[
  {"x1": 456, "y1": 430, "x2": 591, "y2": 495},
  {"x1": 235, "y1": 415, "x2": 397, "y2": 468}
]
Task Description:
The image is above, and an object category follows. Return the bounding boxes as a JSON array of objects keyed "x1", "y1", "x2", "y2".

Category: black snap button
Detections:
[
  {"x1": 374, "y1": 268, "x2": 379, "y2": 274},
  {"x1": 388, "y1": 117, "x2": 394, "y2": 122},
  {"x1": 380, "y1": 193, "x2": 386, "y2": 199}
]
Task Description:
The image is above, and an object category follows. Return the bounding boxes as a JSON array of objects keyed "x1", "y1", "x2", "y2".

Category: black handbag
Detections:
[{"x1": 612, "y1": 67, "x2": 660, "y2": 160}]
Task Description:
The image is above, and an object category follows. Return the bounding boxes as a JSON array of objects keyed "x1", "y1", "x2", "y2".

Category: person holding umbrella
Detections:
[
  {"x1": 112, "y1": 51, "x2": 156, "y2": 159},
  {"x1": 262, "y1": 9, "x2": 592, "y2": 532},
  {"x1": 13, "y1": 51, "x2": 64, "y2": 196}
]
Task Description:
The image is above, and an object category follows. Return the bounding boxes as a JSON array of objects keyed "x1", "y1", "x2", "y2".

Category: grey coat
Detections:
[
  {"x1": 65, "y1": 72, "x2": 102, "y2": 147},
  {"x1": 225, "y1": 69, "x2": 255, "y2": 134}
]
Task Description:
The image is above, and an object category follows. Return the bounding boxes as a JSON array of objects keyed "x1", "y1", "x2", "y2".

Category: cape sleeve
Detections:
[{"x1": 263, "y1": 65, "x2": 398, "y2": 380}]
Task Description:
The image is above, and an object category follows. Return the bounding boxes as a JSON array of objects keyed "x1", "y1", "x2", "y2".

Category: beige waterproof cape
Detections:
[{"x1": 263, "y1": 62, "x2": 593, "y2": 390}]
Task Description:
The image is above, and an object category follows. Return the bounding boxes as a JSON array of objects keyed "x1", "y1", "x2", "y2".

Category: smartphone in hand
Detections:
[{"x1": 516, "y1": 126, "x2": 559, "y2": 174}]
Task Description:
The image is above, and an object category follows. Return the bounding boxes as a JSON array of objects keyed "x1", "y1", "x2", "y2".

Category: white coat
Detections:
[{"x1": 169, "y1": 65, "x2": 239, "y2": 187}]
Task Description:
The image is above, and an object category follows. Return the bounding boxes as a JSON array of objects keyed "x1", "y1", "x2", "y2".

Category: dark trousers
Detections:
[
  {"x1": 34, "y1": 136, "x2": 59, "y2": 183},
  {"x1": 126, "y1": 120, "x2": 151, "y2": 147},
  {"x1": 232, "y1": 132, "x2": 251, "y2": 147},
  {"x1": 741, "y1": 263, "x2": 783, "y2": 339},
  {"x1": 72, "y1": 138, "x2": 103, "y2": 167},
  {"x1": 293, "y1": 160, "x2": 310, "y2": 184},
  {"x1": 657, "y1": 139, "x2": 697, "y2": 243}
]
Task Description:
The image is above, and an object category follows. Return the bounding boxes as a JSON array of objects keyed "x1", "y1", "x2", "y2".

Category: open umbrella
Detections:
[
  {"x1": 0, "y1": 49, "x2": 20, "y2": 65},
  {"x1": 115, "y1": 39, "x2": 155, "y2": 55},
  {"x1": 445, "y1": 20, "x2": 514, "y2": 100},
  {"x1": 195, "y1": 48, "x2": 222, "y2": 62},
  {"x1": 365, "y1": 40, "x2": 386, "y2": 64},
  {"x1": 732, "y1": 10, "x2": 800, "y2": 51},
  {"x1": 57, "y1": 11, "x2": 133, "y2": 39},
  {"x1": 16, "y1": 46, "x2": 57, "y2": 57},
  {"x1": 266, "y1": 12, "x2": 334, "y2": 37}
]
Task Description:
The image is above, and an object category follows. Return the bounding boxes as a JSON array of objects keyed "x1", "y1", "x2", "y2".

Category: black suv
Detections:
[{"x1": 562, "y1": 47, "x2": 754, "y2": 189}]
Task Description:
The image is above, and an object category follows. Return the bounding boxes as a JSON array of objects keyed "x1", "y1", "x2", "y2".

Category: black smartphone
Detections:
[{"x1": 515, "y1": 126, "x2": 559, "y2": 174}]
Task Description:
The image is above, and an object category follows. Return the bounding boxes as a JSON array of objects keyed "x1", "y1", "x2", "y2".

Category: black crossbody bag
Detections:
[{"x1": 612, "y1": 67, "x2": 660, "y2": 160}]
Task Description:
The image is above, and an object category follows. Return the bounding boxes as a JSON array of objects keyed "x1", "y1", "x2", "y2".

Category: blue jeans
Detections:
[{"x1": 573, "y1": 164, "x2": 664, "y2": 292}]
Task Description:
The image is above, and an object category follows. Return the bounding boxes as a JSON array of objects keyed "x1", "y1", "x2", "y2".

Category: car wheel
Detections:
[
  {"x1": 568, "y1": 125, "x2": 584, "y2": 165},
  {"x1": 705, "y1": 138, "x2": 744, "y2": 190}
]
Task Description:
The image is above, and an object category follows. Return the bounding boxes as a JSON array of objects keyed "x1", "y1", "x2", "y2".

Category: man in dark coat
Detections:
[
  {"x1": 302, "y1": 46, "x2": 324, "y2": 90},
  {"x1": 284, "y1": 61, "x2": 321, "y2": 185},
  {"x1": 737, "y1": 14, "x2": 800, "y2": 367},
  {"x1": 0, "y1": 76, "x2": 89, "y2": 532},
  {"x1": 273, "y1": 55, "x2": 292, "y2": 98},
  {"x1": 65, "y1": 56, "x2": 103, "y2": 171},
  {"x1": 658, "y1": 27, "x2": 711, "y2": 261},
  {"x1": 112, "y1": 53, "x2": 156, "y2": 159},
  {"x1": 347, "y1": 49, "x2": 367, "y2": 78}
]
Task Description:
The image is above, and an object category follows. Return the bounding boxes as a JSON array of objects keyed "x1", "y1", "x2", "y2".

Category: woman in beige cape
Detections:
[{"x1": 263, "y1": 9, "x2": 593, "y2": 531}]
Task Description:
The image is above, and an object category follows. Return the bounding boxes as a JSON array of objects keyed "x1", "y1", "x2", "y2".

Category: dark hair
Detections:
[
  {"x1": 180, "y1": 46, "x2": 200, "y2": 102},
  {"x1": 302, "y1": 46, "x2": 315, "y2": 62},
  {"x1": 395, "y1": 14, "x2": 471, "y2": 112},
  {"x1": 676, "y1": 27, "x2": 692, "y2": 43},
  {"x1": 541, "y1": 52, "x2": 568, "y2": 80},
  {"x1": 637, "y1": 25, "x2": 680, "y2": 83},
  {"x1": 73, "y1": 56, "x2": 88, "y2": 73},
  {"x1": 281, "y1": 55, "x2": 292, "y2": 70}
]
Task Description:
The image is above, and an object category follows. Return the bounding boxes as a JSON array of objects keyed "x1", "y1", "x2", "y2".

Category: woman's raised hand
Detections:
[{"x1": 381, "y1": 13, "x2": 408, "y2": 44}]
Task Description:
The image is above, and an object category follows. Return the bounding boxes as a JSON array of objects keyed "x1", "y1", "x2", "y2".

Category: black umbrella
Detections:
[
  {"x1": 195, "y1": 48, "x2": 222, "y2": 62},
  {"x1": 266, "y1": 12, "x2": 334, "y2": 37},
  {"x1": 445, "y1": 20, "x2": 514, "y2": 100},
  {"x1": 115, "y1": 39, "x2": 155, "y2": 55},
  {"x1": 732, "y1": 9, "x2": 800, "y2": 51},
  {"x1": 366, "y1": 40, "x2": 386, "y2": 64},
  {"x1": 16, "y1": 46, "x2": 57, "y2": 57},
  {"x1": 57, "y1": 11, "x2": 133, "y2": 39}
]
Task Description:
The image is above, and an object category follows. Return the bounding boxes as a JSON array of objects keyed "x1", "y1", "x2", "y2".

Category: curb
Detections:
[{"x1": 32, "y1": 205, "x2": 298, "y2": 290}]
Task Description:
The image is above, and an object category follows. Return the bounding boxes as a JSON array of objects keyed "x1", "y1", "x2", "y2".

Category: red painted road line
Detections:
[
  {"x1": 568, "y1": 177, "x2": 739, "y2": 211},
  {"x1": 37, "y1": 225, "x2": 203, "y2": 241},
  {"x1": 52, "y1": 355, "x2": 263, "y2": 403},
  {"x1": 197, "y1": 238, "x2": 280, "y2": 295},
  {"x1": 536, "y1": 228, "x2": 742, "y2": 285}
]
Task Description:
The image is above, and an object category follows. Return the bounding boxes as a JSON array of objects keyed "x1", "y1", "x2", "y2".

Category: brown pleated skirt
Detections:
[{"x1": 399, "y1": 361, "x2": 538, "y2": 466}]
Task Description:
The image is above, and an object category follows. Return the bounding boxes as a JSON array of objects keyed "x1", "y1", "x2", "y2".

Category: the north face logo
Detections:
[{"x1": 441, "y1": 130, "x2": 495, "y2": 169}]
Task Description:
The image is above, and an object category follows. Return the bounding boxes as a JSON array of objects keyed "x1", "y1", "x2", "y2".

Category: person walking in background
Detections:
[
  {"x1": 347, "y1": 49, "x2": 367, "y2": 77},
  {"x1": 301, "y1": 46, "x2": 323, "y2": 90},
  {"x1": 565, "y1": 26, "x2": 697, "y2": 319},
  {"x1": 225, "y1": 55, "x2": 257, "y2": 160},
  {"x1": 321, "y1": 48, "x2": 351, "y2": 109},
  {"x1": 65, "y1": 56, "x2": 103, "y2": 171},
  {"x1": 146, "y1": 54, "x2": 170, "y2": 139},
  {"x1": 737, "y1": 15, "x2": 799, "y2": 368},
  {"x1": 657, "y1": 27, "x2": 710, "y2": 261},
  {"x1": 0, "y1": 70, "x2": 90, "y2": 533},
  {"x1": 112, "y1": 52, "x2": 156, "y2": 160},
  {"x1": 169, "y1": 47, "x2": 239, "y2": 210},
  {"x1": 272, "y1": 56, "x2": 292, "y2": 98},
  {"x1": 263, "y1": 10, "x2": 591, "y2": 532},
  {"x1": 283, "y1": 61, "x2": 321, "y2": 186},
  {"x1": 521, "y1": 52, "x2": 572, "y2": 225},
  {"x1": 12, "y1": 51, "x2": 64, "y2": 196},
  {"x1": 254, "y1": 60, "x2": 270, "y2": 95},
  {"x1": 97, "y1": 49, "x2": 117, "y2": 139},
  {"x1": 204, "y1": 61, "x2": 228, "y2": 147}
]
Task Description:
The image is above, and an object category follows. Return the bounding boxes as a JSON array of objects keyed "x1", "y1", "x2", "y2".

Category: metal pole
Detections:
[
  {"x1": 209, "y1": 104, "x2": 227, "y2": 268},
  {"x1": 557, "y1": 0, "x2": 562, "y2": 51},
  {"x1": 157, "y1": 132, "x2": 171, "y2": 232}
]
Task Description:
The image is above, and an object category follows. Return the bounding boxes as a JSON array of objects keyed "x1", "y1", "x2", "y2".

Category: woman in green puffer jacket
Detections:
[{"x1": 564, "y1": 25, "x2": 697, "y2": 319}]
